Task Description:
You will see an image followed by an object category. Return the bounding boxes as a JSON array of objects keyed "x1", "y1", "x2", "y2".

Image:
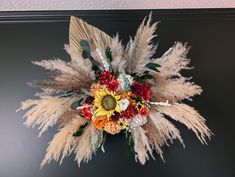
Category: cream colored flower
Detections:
[{"x1": 119, "y1": 98, "x2": 130, "y2": 111}]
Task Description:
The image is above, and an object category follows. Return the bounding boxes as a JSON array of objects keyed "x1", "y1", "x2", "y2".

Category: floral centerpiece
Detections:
[{"x1": 18, "y1": 14, "x2": 212, "y2": 167}]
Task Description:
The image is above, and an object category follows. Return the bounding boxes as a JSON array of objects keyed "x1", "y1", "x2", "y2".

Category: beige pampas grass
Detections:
[
  {"x1": 151, "y1": 42, "x2": 201, "y2": 102},
  {"x1": 142, "y1": 111, "x2": 184, "y2": 161},
  {"x1": 64, "y1": 44, "x2": 94, "y2": 78},
  {"x1": 17, "y1": 95, "x2": 78, "y2": 136},
  {"x1": 41, "y1": 117, "x2": 87, "y2": 166},
  {"x1": 33, "y1": 59, "x2": 92, "y2": 83},
  {"x1": 131, "y1": 126, "x2": 153, "y2": 165},
  {"x1": 110, "y1": 34, "x2": 125, "y2": 72},
  {"x1": 74, "y1": 123, "x2": 103, "y2": 167},
  {"x1": 125, "y1": 13, "x2": 158, "y2": 74},
  {"x1": 152, "y1": 76, "x2": 202, "y2": 102},
  {"x1": 157, "y1": 103, "x2": 212, "y2": 144},
  {"x1": 144, "y1": 120, "x2": 164, "y2": 158},
  {"x1": 156, "y1": 42, "x2": 191, "y2": 77},
  {"x1": 149, "y1": 111, "x2": 184, "y2": 146},
  {"x1": 29, "y1": 59, "x2": 94, "y2": 92}
]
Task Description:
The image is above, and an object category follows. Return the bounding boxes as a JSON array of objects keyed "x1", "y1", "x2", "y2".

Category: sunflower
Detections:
[{"x1": 94, "y1": 89, "x2": 121, "y2": 118}]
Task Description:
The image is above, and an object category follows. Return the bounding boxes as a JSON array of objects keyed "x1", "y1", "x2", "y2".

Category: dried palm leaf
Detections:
[{"x1": 69, "y1": 16, "x2": 112, "y2": 55}]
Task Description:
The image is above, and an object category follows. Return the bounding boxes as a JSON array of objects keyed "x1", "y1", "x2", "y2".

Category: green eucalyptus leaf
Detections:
[
  {"x1": 141, "y1": 74, "x2": 156, "y2": 85},
  {"x1": 105, "y1": 47, "x2": 113, "y2": 62},
  {"x1": 59, "y1": 93, "x2": 74, "y2": 98},
  {"x1": 82, "y1": 50, "x2": 90, "y2": 59},
  {"x1": 131, "y1": 73, "x2": 137, "y2": 77},
  {"x1": 141, "y1": 73, "x2": 155, "y2": 80},
  {"x1": 115, "y1": 69, "x2": 120, "y2": 78},
  {"x1": 133, "y1": 75, "x2": 144, "y2": 83},
  {"x1": 89, "y1": 56, "x2": 100, "y2": 67},
  {"x1": 71, "y1": 98, "x2": 84, "y2": 109},
  {"x1": 72, "y1": 122, "x2": 88, "y2": 137},
  {"x1": 145, "y1": 63, "x2": 161, "y2": 72},
  {"x1": 80, "y1": 40, "x2": 89, "y2": 50},
  {"x1": 143, "y1": 70, "x2": 150, "y2": 75},
  {"x1": 73, "y1": 130, "x2": 83, "y2": 136},
  {"x1": 80, "y1": 40, "x2": 91, "y2": 59}
]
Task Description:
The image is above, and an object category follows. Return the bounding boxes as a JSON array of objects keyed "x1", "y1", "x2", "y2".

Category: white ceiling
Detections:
[{"x1": 1, "y1": 0, "x2": 235, "y2": 11}]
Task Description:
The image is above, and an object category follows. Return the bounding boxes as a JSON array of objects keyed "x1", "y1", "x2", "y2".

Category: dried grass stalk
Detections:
[
  {"x1": 143, "y1": 120, "x2": 164, "y2": 159},
  {"x1": 58, "y1": 109, "x2": 81, "y2": 128},
  {"x1": 131, "y1": 126, "x2": 153, "y2": 165},
  {"x1": 110, "y1": 34, "x2": 125, "y2": 72},
  {"x1": 126, "y1": 13, "x2": 158, "y2": 74},
  {"x1": 142, "y1": 111, "x2": 184, "y2": 161},
  {"x1": 149, "y1": 111, "x2": 184, "y2": 146},
  {"x1": 156, "y1": 42, "x2": 190, "y2": 77},
  {"x1": 30, "y1": 59, "x2": 93, "y2": 91},
  {"x1": 157, "y1": 103, "x2": 212, "y2": 144},
  {"x1": 17, "y1": 95, "x2": 78, "y2": 136},
  {"x1": 64, "y1": 44, "x2": 94, "y2": 79},
  {"x1": 150, "y1": 42, "x2": 202, "y2": 102},
  {"x1": 29, "y1": 78, "x2": 91, "y2": 91},
  {"x1": 74, "y1": 123, "x2": 103, "y2": 167},
  {"x1": 33, "y1": 59, "x2": 92, "y2": 83},
  {"x1": 152, "y1": 76, "x2": 202, "y2": 102},
  {"x1": 41, "y1": 117, "x2": 87, "y2": 166}
]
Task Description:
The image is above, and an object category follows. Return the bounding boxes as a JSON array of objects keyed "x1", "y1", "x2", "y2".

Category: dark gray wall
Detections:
[{"x1": 0, "y1": 10, "x2": 234, "y2": 177}]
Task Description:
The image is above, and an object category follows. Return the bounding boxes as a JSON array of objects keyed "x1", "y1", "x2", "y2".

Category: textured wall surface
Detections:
[{"x1": 0, "y1": 0, "x2": 235, "y2": 11}]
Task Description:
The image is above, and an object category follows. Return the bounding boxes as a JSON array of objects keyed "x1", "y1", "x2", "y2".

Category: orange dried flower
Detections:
[
  {"x1": 90, "y1": 83, "x2": 105, "y2": 96},
  {"x1": 103, "y1": 121, "x2": 121, "y2": 135},
  {"x1": 93, "y1": 116, "x2": 108, "y2": 130}
]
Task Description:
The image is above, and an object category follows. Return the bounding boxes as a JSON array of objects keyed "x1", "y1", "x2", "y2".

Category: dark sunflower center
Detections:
[{"x1": 101, "y1": 94, "x2": 117, "y2": 111}]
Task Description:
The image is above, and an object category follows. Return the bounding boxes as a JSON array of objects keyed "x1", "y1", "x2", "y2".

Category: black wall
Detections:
[{"x1": 0, "y1": 9, "x2": 235, "y2": 177}]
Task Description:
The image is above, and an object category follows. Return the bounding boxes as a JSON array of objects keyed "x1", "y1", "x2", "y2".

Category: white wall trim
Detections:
[{"x1": 1, "y1": 0, "x2": 235, "y2": 11}]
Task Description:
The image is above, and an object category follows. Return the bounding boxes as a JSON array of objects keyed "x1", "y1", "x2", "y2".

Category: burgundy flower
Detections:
[
  {"x1": 121, "y1": 105, "x2": 138, "y2": 119},
  {"x1": 85, "y1": 96, "x2": 94, "y2": 104},
  {"x1": 131, "y1": 82, "x2": 151, "y2": 100},
  {"x1": 110, "y1": 111, "x2": 121, "y2": 121}
]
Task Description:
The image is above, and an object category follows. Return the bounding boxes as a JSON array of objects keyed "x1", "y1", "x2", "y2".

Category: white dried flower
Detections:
[
  {"x1": 119, "y1": 98, "x2": 130, "y2": 111},
  {"x1": 125, "y1": 75, "x2": 134, "y2": 85}
]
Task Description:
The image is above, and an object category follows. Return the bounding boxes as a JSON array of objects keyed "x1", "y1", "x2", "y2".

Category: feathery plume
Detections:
[
  {"x1": 131, "y1": 126, "x2": 153, "y2": 165},
  {"x1": 157, "y1": 103, "x2": 212, "y2": 144},
  {"x1": 75, "y1": 124, "x2": 103, "y2": 167},
  {"x1": 41, "y1": 117, "x2": 87, "y2": 166},
  {"x1": 17, "y1": 95, "x2": 78, "y2": 136},
  {"x1": 126, "y1": 13, "x2": 158, "y2": 74}
]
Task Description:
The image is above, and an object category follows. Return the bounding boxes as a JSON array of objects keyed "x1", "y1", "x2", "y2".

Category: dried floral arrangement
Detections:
[{"x1": 18, "y1": 14, "x2": 212, "y2": 167}]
